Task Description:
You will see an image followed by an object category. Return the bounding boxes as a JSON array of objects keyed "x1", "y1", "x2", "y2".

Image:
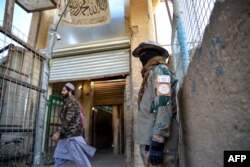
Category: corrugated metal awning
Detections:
[
  {"x1": 93, "y1": 80, "x2": 125, "y2": 106},
  {"x1": 49, "y1": 37, "x2": 130, "y2": 83},
  {"x1": 49, "y1": 49, "x2": 130, "y2": 83}
]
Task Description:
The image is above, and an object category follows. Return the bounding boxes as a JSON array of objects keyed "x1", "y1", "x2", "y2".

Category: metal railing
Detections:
[
  {"x1": 170, "y1": 1, "x2": 217, "y2": 166},
  {"x1": 0, "y1": 20, "x2": 45, "y2": 167}
]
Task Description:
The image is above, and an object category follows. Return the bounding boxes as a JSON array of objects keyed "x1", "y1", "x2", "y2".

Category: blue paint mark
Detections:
[
  {"x1": 211, "y1": 38, "x2": 216, "y2": 47},
  {"x1": 209, "y1": 48, "x2": 215, "y2": 66},
  {"x1": 192, "y1": 78, "x2": 196, "y2": 92},
  {"x1": 192, "y1": 37, "x2": 225, "y2": 88},
  {"x1": 213, "y1": 37, "x2": 225, "y2": 47},
  {"x1": 208, "y1": 37, "x2": 226, "y2": 76},
  {"x1": 214, "y1": 37, "x2": 225, "y2": 76},
  {"x1": 215, "y1": 65, "x2": 224, "y2": 76},
  {"x1": 192, "y1": 69, "x2": 200, "y2": 92},
  {"x1": 197, "y1": 47, "x2": 203, "y2": 64},
  {"x1": 215, "y1": 37, "x2": 224, "y2": 58}
]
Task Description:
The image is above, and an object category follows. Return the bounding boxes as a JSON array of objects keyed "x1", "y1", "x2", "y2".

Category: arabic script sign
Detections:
[{"x1": 58, "y1": 0, "x2": 110, "y2": 26}]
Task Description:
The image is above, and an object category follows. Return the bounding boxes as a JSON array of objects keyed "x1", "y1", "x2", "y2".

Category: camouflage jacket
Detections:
[
  {"x1": 136, "y1": 64, "x2": 178, "y2": 145},
  {"x1": 58, "y1": 95, "x2": 83, "y2": 139}
]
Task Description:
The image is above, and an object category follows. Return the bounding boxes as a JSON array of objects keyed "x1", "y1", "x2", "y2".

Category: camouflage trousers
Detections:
[{"x1": 140, "y1": 145, "x2": 178, "y2": 167}]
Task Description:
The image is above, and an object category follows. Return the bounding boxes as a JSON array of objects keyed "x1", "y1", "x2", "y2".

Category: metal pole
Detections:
[
  {"x1": 33, "y1": 58, "x2": 49, "y2": 166},
  {"x1": 171, "y1": 2, "x2": 188, "y2": 167},
  {"x1": 165, "y1": 0, "x2": 173, "y2": 29},
  {"x1": 173, "y1": 0, "x2": 189, "y2": 74},
  {"x1": 32, "y1": 1, "x2": 70, "y2": 166}
]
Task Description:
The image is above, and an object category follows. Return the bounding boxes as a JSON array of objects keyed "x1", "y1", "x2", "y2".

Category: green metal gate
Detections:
[{"x1": 44, "y1": 95, "x2": 63, "y2": 165}]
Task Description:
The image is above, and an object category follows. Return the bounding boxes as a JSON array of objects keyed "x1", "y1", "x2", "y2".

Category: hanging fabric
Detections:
[{"x1": 57, "y1": 0, "x2": 110, "y2": 26}]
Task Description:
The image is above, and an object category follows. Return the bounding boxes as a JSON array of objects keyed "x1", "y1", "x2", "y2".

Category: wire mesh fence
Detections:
[
  {"x1": 0, "y1": 20, "x2": 45, "y2": 167},
  {"x1": 171, "y1": 0, "x2": 217, "y2": 83}
]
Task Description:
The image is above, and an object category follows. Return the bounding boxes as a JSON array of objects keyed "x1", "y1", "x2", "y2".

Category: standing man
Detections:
[
  {"x1": 132, "y1": 42, "x2": 179, "y2": 167},
  {"x1": 52, "y1": 83, "x2": 95, "y2": 167}
]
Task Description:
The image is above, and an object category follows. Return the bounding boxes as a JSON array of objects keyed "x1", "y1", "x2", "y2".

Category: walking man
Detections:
[
  {"x1": 52, "y1": 83, "x2": 95, "y2": 167},
  {"x1": 132, "y1": 41, "x2": 179, "y2": 167}
]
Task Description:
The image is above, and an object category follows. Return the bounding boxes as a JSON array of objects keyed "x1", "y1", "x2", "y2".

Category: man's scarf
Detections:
[{"x1": 138, "y1": 56, "x2": 168, "y2": 109}]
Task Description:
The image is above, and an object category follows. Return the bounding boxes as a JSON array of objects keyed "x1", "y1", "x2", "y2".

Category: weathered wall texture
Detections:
[
  {"x1": 36, "y1": 10, "x2": 56, "y2": 49},
  {"x1": 28, "y1": 12, "x2": 41, "y2": 47},
  {"x1": 179, "y1": 0, "x2": 250, "y2": 166}
]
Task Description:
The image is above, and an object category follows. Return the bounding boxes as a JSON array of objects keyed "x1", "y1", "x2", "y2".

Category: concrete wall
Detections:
[
  {"x1": 179, "y1": 1, "x2": 250, "y2": 166},
  {"x1": 28, "y1": 12, "x2": 41, "y2": 47},
  {"x1": 82, "y1": 81, "x2": 93, "y2": 145},
  {"x1": 36, "y1": 10, "x2": 56, "y2": 49}
]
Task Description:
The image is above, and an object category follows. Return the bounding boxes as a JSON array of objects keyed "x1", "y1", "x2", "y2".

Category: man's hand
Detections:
[
  {"x1": 149, "y1": 141, "x2": 164, "y2": 165},
  {"x1": 51, "y1": 131, "x2": 60, "y2": 141}
]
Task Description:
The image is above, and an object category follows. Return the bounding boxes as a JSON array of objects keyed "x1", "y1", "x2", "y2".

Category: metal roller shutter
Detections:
[
  {"x1": 49, "y1": 37, "x2": 130, "y2": 83},
  {"x1": 93, "y1": 80, "x2": 125, "y2": 106},
  {"x1": 49, "y1": 49, "x2": 129, "y2": 83}
]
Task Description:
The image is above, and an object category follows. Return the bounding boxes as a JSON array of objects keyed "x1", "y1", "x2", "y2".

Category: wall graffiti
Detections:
[
  {"x1": 209, "y1": 37, "x2": 225, "y2": 76},
  {"x1": 192, "y1": 37, "x2": 225, "y2": 92}
]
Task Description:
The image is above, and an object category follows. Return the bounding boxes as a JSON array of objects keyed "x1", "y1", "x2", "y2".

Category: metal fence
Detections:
[
  {"x1": 170, "y1": 1, "x2": 217, "y2": 166},
  {"x1": 43, "y1": 95, "x2": 63, "y2": 166},
  {"x1": 171, "y1": 0, "x2": 217, "y2": 83},
  {"x1": 0, "y1": 21, "x2": 45, "y2": 166}
]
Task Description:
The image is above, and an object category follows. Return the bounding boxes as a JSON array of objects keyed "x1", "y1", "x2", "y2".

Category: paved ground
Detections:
[
  {"x1": 91, "y1": 149, "x2": 125, "y2": 167},
  {"x1": 45, "y1": 148, "x2": 125, "y2": 167}
]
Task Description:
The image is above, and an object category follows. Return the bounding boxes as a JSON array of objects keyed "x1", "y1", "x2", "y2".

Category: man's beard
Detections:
[{"x1": 62, "y1": 92, "x2": 69, "y2": 99}]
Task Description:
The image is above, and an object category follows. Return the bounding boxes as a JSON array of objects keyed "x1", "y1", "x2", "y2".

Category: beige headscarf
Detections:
[{"x1": 138, "y1": 56, "x2": 168, "y2": 109}]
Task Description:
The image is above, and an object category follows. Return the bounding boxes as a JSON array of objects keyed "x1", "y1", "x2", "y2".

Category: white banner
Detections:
[{"x1": 58, "y1": 0, "x2": 110, "y2": 26}]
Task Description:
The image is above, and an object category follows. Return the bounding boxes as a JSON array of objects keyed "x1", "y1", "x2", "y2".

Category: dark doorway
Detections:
[{"x1": 92, "y1": 106, "x2": 113, "y2": 149}]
